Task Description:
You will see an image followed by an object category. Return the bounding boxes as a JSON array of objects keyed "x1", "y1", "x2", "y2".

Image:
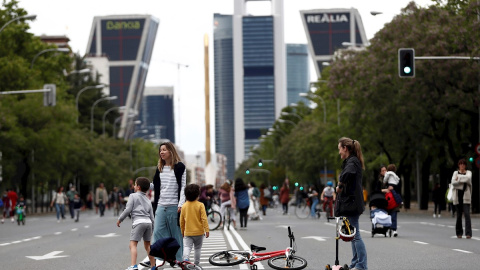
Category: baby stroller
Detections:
[
  {"x1": 150, "y1": 237, "x2": 203, "y2": 270},
  {"x1": 369, "y1": 192, "x2": 392, "y2": 237}
]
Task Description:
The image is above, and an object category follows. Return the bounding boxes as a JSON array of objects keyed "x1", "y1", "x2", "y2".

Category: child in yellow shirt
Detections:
[{"x1": 180, "y1": 184, "x2": 209, "y2": 265}]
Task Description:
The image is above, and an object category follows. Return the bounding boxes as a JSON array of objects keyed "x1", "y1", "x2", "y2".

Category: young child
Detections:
[
  {"x1": 73, "y1": 194, "x2": 83, "y2": 222},
  {"x1": 180, "y1": 184, "x2": 209, "y2": 266},
  {"x1": 117, "y1": 177, "x2": 155, "y2": 270}
]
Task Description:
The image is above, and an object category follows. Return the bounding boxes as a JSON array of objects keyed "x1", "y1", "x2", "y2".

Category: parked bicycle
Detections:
[
  {"x1": 294, "y1": 198, "x2": 322, "y2": 219},
  {"x1": 209, "y1": 226, "x2": 307, "y2": 270}
]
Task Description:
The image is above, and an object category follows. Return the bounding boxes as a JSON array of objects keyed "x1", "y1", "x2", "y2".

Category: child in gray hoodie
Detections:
[{"x1": 117, "y1": 177, "x2": 155, "y2": 270}]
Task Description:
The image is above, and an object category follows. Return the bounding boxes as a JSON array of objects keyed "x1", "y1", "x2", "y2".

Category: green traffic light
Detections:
[
  {"x1": 273, "y1": 186, "x2": 277, "y2": 190},
  {"x1": 246, "y1": 168, "x2": 250, "y2": 174},
  {"x1": 300, "y1": 186, "x2": 304, "y2": 191},
  {"x1": 404, "y1": 66, "x2": 411, "y2": 74},
  {"x1": 469, "y1": 157, "x2": 474, "y2": 163},
  {"x1": 295, "y1": 182, "x2": 299, "y2": 187},
  {"x1": 258, "y1": 159, "x2": 263, "y2": 167}
]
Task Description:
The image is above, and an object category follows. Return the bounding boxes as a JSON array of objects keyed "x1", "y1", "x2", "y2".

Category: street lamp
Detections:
[
  {"x1": 76, "y1": 84, "x2": 106, "y2": 123},
  {"x1": 281, "y1": 112, "x2": 302, "y2": 121},
  {"x1": 278, "y1": 118, "x2": 296, "y2": 126},
  {"x1": 102, "y1": 106, "x2": 125, "y2": 137},
  {"x1": 30, "y1": 48, "x2": 70, "y2": 69},
  {"x1": 299, "y1": 92, "x2": 326, "y2": 124},
  {"x1": 91, "y1": 96, "x2": 117, "y2": 133},
  {"x1": 64, "y1": 68, "x2": 90, "y2": 77},
  {"x1": 0, "y1": 14, "x2": 37, "y2": 33}
]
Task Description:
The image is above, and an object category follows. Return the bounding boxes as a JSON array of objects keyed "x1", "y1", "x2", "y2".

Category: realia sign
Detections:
[{"x1": 300, "y1": 8, "x2": 368, "y2": 77}]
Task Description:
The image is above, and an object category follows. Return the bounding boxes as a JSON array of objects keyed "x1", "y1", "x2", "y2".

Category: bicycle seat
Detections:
[{"x1": 250, "y1": 244, "x2": 266, "y2": 252}]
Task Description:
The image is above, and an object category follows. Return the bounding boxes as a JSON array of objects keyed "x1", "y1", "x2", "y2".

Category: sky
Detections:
[{"x1": 17, "y1": 0, "x2": 434, "y2": 156}]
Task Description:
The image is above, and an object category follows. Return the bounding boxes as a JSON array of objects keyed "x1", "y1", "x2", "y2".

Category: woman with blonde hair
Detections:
[
  {"x1": 141, "y1": 142, "x2": 186, "y2": 268},
  {"x1": 336, "y1": 137, "x2": 367, "y2": 270}
]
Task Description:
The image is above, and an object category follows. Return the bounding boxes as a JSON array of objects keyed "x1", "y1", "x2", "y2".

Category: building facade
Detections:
[
  {"x1": 214, "y1": 0, "x2": 286, "y2": 179},
  {"x1": 286, "y1": 44, "x2": 309, "y2": 105},
  {"x1": 85, "y1": 15, "x2": 159, "y2": 140},
  {"x1": 139, "y1": 86, "x2": 175, "y2": 142}
]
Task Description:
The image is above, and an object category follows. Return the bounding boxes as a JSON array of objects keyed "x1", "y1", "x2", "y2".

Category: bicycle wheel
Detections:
[
  {"x1": 268, "y1": 255, "x2": 308, "y2": 270},
  {"x1": 208, "y1": 210, "x2": 222, "y2": 231},
  {"x1": 209, "y1": 251, "x2": 246, "y2": 266},
  {"x1": 294, "y1": 202, "x2": 310, "y2": 219}
]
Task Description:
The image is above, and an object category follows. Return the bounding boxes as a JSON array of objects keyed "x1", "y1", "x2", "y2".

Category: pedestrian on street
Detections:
[
  {"x1": 248, "y1": 182, "x2": 261, "y2": 220},
  {"x1": 73, "y1": 193, "x2": 83, "y2": 222},
  {"x1": 371, "y1": 166, "x2": 386, "y2": 194},
  {"x1": 307, "y1": 185, "x2": 319, "y2": 218},
  {"x1": 95, "y1": 183, "x2": 108, "y2": 217},
  {"x1": 432, "y1": 183, "x2": 444, "y2": 218},
  {"x1": 66, "y1": 186, "x2": 78, "y2": 219},
  {"x1": 180, "y1": 183, "x2": 209, "y2": 266},
  {"x1": 381, "y1": 164, "x2": 401, "y2": 237},
  {"x1": 86, "y1": 190, "x2": 94, "y2": 210},
  {"x1": 199, "y1": 184, "x2": 214, "y2": 213},
  {"x1": 50, "y1": 186, "x2": 68, "y2": 223},
  {"x1": 321, "y1": 181, "x2": 335, "y2": 218},
  {"x1": 451, "y1": 158, "x2": 472, "y2": 239},
  {"x1": 336, "y1": 137, "x2": 367, "y2": 270},
  {"x1": 2, "y1": 190, "x2": 13, "y2": 223},
  {"x1": 117, "y1": 177, "x2": 155, "y2": 270},
  {"x1": 7, "y1": 188, "x2": 18, "y2": 222},
  {"x1": 259, "y1": 183, "x2": 270, "y2": 216},
  {"x1": 279, "y1": 180, "x2": 290, "y2": 215},
  {"x1": 140, "y1": 142, "x2": 186, "y2": 268},
  {"x1": 234, "y1": 178, "x2": 250, "y2": 229}
]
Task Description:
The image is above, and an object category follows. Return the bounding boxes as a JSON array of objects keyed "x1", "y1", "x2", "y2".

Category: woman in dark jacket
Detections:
[
  {"x1": 336, "y1": 137, "x2": 367, "y2": 270},
  {"x1": 234, "y1": 178, "x2": 250, "y2": 229}
]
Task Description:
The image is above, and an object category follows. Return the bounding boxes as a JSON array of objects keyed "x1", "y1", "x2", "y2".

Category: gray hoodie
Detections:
[
  {"x1": 118, "y1": 191, "x2": 154, "y2": 225},
  {"x1": 383, "y1": 171, "x2": 400, "y2": 186}
]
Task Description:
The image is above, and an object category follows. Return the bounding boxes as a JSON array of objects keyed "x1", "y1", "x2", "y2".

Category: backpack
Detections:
[
  {"x1": 263, "y1": 188, "x2": 271, "y2": 199},
  {"x1": 385, "y1": 192, "x2": 399, "y2": 210},
  {"x1": 252, "y1": 187, "x2": 260, "y2": 198}
]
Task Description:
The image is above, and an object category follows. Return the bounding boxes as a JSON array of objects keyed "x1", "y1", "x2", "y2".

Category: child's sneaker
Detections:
[{"x1": 125, "y1": 265, "x2": 138, "y2": 270}]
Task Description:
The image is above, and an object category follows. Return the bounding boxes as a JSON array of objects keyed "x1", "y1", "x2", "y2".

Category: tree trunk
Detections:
[{"x1": 420, "y1": 155, "x2": 432, "y2": 210}]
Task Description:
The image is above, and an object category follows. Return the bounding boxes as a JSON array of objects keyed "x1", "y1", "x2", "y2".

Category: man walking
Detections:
[{"x1": 95, "y1": 183, "x2": 108, "y2": 217}]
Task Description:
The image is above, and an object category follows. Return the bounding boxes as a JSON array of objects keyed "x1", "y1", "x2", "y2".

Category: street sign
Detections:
[
  {"x1": 475, "y1": 156, "x2": 480, "y2": 169},
  {"x1": 475, "y1": 143, "x2": 480, "y2": 155}
]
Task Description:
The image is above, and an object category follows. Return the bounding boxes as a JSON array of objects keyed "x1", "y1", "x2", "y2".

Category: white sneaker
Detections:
[
  {"x1": 11, "y1": 217, "x2": 14, "y2": 222},
  {"x1": 433, "y1": 214, "x2": 436, "y2": 218},
  {"x1": 393, "y1": 230, "x2": 398, "y2": 237},
  {"x1": 1, "y1": 218, "x2": 4, "y2": 223},
  {"x1": 438, "y1": 214, "x2": 441, "y2": 218}
]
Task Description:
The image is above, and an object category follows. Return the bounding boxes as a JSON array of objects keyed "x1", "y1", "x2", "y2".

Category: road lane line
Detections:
[
  {"x1": 452, "y1": 249, "x2": 472, "y2": 254},
  {"x1": 413, "y1": 241, "x2": 428, "y2": 245}
]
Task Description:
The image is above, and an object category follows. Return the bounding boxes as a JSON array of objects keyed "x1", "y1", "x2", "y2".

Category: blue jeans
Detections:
[
  {"x1": 389, "y1": 210, "x2": 397, "y2": 230},
  {"x1": 310, "y1": 197, "x2": 319, "y2": 217},
  {"x1": 346, "y1": 215, "x2": 367, "y2": 270},
  {"x1": 153, "y1": 205, "x2": 183, "y2": 261},
  {"x1": 55, "y1": 204, "x2": 65, "y2": 220}
]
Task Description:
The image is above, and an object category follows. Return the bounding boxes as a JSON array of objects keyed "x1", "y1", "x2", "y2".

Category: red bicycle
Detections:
[{"x1": 208, "y1": 226, "x2": 307, "y2": 270}]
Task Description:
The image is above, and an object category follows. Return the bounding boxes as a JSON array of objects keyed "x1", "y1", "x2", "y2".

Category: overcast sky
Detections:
[{"x1": 18, "y1": 0, "x2": 434, "y2": 156}]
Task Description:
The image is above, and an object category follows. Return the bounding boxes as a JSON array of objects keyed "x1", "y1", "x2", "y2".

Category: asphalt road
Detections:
[{"x1": 1, "y1": 206, "x2": 479, "y2": 270}]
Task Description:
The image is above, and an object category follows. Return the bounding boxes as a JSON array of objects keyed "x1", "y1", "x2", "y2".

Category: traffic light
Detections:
[
  {"x1": 468, "y1": 156, "x2": 474, "y2": 163},
  {"x1": 300, "y1": 186, "x2": 304, "y2": 191},
  {"x1": 398, "y1": 48, "x2": 415, "y2": 78},
  {"x1": 272, "y1": 186, "x2": 277, "y2": 191},
  {"x1": 258, "y1": 159, "x2": 263, "y2": 167},
  {"x1": 246, "y1": 168, "x2": 250, "y2": 175},
  {"x1": 43, "y1": 84, "x2": 56, "y2": 106},
  {"x1": 295, "y1": 182, "x2": 299, "y2": 187}
]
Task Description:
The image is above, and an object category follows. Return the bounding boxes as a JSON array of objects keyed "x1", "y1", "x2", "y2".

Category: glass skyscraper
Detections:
[
  {"x1": 86, "y1": 15, "x2": 159, "y2": 140},
  {"x1": 213, "y1": 14, "x2": 234, "y2": 179},
  {"x1": 286, "y1": 44, "x2": 309, "y2": 105},
  {"x1": 214, "y1": 0, "x2": 286, "y2": 179},
  {"x1": 139, "y1": 87, "x2": 175, "y2": 142}
]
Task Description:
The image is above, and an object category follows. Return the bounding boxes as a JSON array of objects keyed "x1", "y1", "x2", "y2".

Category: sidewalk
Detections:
[{"x1": 399, "y1": 201, "x2": 480, "y2": 218}]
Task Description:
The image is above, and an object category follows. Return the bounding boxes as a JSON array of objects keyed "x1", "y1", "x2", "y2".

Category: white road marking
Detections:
[
  {"x1": 26, "y1": 251, "x2": 69, "y2": 260},
  {"x1": 452, "y1": 249, "x2": 472, "y2": 254},
  {"x1": 94, "y1": 233, "x2": 119, "y2": 238},
  {"x1": 302, "y1": 236, "x2": 329, "y2": 241},
  {"x1": 413, "y1": 241, "x2": 428, "y2": 245}
]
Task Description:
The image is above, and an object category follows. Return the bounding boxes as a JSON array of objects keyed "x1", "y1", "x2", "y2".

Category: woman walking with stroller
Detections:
[
  {"x1": 336, "y1": 137, "x2": 367, "y2": 270},
  {"x1": 381, "y1": 164, "x2": 401, "y2": 237}
]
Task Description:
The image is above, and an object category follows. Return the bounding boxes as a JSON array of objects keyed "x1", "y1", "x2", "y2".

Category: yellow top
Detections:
[{"x1": 180, "y1": 200, "x2": 209, "y2": 236}]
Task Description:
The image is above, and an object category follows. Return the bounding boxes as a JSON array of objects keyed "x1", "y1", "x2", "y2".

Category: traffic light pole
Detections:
[{"x1": 0, "y1": 86, "x2": 56, "y2": 106}]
